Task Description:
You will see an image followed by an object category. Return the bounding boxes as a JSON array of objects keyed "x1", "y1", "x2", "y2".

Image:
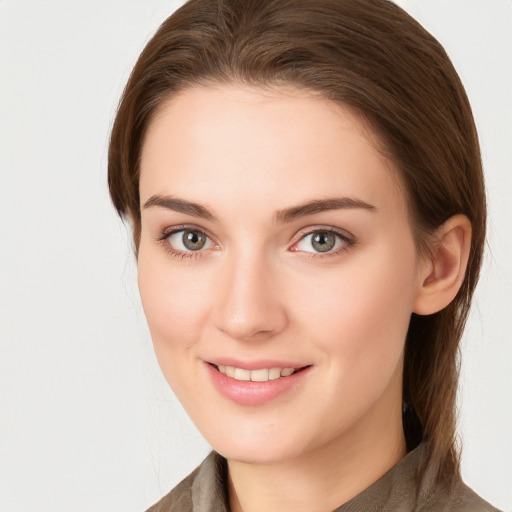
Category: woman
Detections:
[{"x1": 108, "y1": 0, "x2": 500, "y2": 510}]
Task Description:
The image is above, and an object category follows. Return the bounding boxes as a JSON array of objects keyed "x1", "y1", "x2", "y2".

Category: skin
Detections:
[{"x1": 137, "y1": 85, "x2": 470, "y2": 512}]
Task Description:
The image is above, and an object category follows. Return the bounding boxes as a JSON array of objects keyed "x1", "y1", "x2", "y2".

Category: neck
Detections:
[{"x1": 227, "y1": 398, "x2": 406, "y2": 512}]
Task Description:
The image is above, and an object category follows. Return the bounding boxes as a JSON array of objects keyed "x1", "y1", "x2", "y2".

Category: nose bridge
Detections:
[{"x1": 213, "y1": 245, "x2": 287, "y2": 340}]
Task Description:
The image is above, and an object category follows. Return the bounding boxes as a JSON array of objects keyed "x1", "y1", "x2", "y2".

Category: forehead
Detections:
[{"x1": 139, "y1": 84, "x2": 405, "y2": 218}]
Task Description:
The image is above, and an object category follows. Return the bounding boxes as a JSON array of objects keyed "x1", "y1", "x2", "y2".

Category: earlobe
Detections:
[{"x1": 413, "y1": 214, "x2": 472, "y2": 316}]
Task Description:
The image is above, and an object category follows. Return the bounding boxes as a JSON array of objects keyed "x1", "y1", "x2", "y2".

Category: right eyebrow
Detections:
[
  {"x1": 142, "y1": 195, "x2": 217, "y2": 222},
  {"x1": 274, "y1": 197, "x2": 377, "y2": 223}
]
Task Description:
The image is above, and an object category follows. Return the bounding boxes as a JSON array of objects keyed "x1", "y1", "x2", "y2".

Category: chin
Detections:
[
  {"x1": 204, "y1": 425, "x2": 315, "y2": 465},
  {"x1": 218, "y1": 442, "x2": 302, "y2": 465}
]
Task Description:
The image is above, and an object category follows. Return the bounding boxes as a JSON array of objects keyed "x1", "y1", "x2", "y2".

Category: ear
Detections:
[{"x1": 413, "y1": 214, "x2": 472, "y2": 316}]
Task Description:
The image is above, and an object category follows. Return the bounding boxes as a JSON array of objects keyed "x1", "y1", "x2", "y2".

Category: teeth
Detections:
[
  {"x1": 269, "y1": 368, "x2": 281, "y2": 380},
  {"x1": 216, "y1": 365, "x2": 298, "y2": 381},
  {"x1": 234, "y1": 368, "x2": 251, "y2": 381},
  {"x1": 250, "y1": 369, "x2": 269, "y2": 382}
]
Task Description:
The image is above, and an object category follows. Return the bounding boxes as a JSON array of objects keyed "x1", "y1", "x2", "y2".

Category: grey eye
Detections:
[
  {"x1": 182, "y1": 230, "x2": 207, "y2": 250},
  {"x1": 167, "y1": 229, "x2": 212, "y2": 252},
  {"x1": 311, "y1": 232, "x2": 336, "y2": 252},
  {"x1": 294, "y1": 230, "x2": 346, "y2": 254}
]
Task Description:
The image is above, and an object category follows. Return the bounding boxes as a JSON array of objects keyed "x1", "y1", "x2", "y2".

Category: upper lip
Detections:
[{"x1": 206, "y1": 358, "x2": 310, "y2": 370}]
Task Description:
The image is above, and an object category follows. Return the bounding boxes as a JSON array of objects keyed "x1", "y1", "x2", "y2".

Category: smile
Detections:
[
  {"x1": 206, "y1": 362, "x2": 312, "y2": 406},
  {"x1": 216, "y1": 365, "x2": 297, "y2": 382}
]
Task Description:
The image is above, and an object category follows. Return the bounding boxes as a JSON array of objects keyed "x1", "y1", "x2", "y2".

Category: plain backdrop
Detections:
[{"x1": 0, "y1": 1, "x2": 511, "y2": 511}]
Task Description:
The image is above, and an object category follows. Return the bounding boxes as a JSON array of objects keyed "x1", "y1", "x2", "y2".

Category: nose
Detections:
[{"x1": 212, "y1": 250, "x2": 288, "y2": 341}]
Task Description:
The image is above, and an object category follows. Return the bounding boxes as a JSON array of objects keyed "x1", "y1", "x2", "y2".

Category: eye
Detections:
[
  {"x1": 166, "y1": 229, "x2": 214, "y2": 252},
  {"x1": 293, "y1": 230, "x2": 350, "y2": 254}
]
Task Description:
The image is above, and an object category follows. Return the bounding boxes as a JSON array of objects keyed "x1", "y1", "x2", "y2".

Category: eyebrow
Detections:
[
  {"x1": 142, "y1": 194, "x2": 376, "y2": 223},
  {"x1": 143, "y1": 195, "x2": 217, "y2": 221},
  {"x1": 274, "y1": 197, "x2": 377, "y2": 223}
]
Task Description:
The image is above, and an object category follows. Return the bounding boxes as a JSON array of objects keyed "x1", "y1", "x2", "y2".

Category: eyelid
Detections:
[
  {"x1": 291, "y1": 225, "x2": 355, "y2": 243},
  {"x1": 159, "y1": 224, "x2": 215, "y2": 241}
]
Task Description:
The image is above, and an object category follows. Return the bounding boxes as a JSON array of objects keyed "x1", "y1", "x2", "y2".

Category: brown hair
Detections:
[{"x1": 108, "y1": 0, "x2": 485, "y2": 479}]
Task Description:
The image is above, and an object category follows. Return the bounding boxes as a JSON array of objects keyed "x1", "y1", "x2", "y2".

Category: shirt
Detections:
[{"x1": 145, "y1": 442, "x2": 501, "y2": 512}]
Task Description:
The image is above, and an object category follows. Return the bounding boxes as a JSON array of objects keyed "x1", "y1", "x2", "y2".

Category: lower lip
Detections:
[{"x1": 205, "y1": 363, "x2": 312, "y2": 406}]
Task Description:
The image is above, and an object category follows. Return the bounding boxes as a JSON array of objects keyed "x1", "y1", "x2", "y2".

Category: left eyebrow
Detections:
[
  {"x1": 142, "y1": 195, "x2": 217, "y2": 221},
  {"x1": 274, "y1": 197, "x2": 377, "y2": 223}
]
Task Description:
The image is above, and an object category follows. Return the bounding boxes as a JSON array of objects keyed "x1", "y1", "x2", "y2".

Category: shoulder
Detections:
[
  {"x1": 144, "y1": 451, "x2": 228, "y2": 512},
  {"x1": 338, "y1": 442, "x2": 502, "y2": 512},
  {"x1": 415, "y1": 458, "x2": 501, "y2": 512},
  {"x1": 413, "y1": 449, "x2": 502, "y2": 512},
  {"x1": 144, "y1": 468, "x2": 197, "y2": 512},
  {"x1": 439, "y1": 480, "x2": 502, "y2": 512}
]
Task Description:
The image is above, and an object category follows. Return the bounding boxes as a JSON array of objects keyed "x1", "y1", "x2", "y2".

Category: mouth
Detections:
[
  {"x1": 209, "y1": 363, "x2": 308, "y2": 382},
  {"x1": 206, "y1": 362, "x2": 313, "y2": 406}
]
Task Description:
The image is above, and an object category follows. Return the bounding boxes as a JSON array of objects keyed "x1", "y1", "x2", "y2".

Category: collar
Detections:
[
  {"x1": 176, "y1": 442, "x2": 496, "y2": 512},
  {"x1": 190, "y1": 444, "x2": 433, "y2": 512}
]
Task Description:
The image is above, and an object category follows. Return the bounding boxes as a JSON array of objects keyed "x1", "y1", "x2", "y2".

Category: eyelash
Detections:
[{"x1": 157, "y1": 225, "x2": 355, "y2": 260}]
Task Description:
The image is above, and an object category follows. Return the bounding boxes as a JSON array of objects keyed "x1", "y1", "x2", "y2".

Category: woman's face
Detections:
[{"x1": 138, "y1": 85, "x2": 427, "y2": 464}]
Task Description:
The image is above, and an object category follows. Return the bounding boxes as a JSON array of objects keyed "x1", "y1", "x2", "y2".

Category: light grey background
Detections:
[{"x1": 0, "y1": 1, "x2": 510, "y2": 511}]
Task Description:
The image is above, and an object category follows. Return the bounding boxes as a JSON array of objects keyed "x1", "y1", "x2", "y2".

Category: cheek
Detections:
[
  {"x1": 137, "y1": 255, "x2": 218, "y2": 412},
  {"x1": 137, "y1": 250, "x2": 212, "y2": 363},
  {"x1": 292, "y1": 244, "x2": 418, "y2": 372}
]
